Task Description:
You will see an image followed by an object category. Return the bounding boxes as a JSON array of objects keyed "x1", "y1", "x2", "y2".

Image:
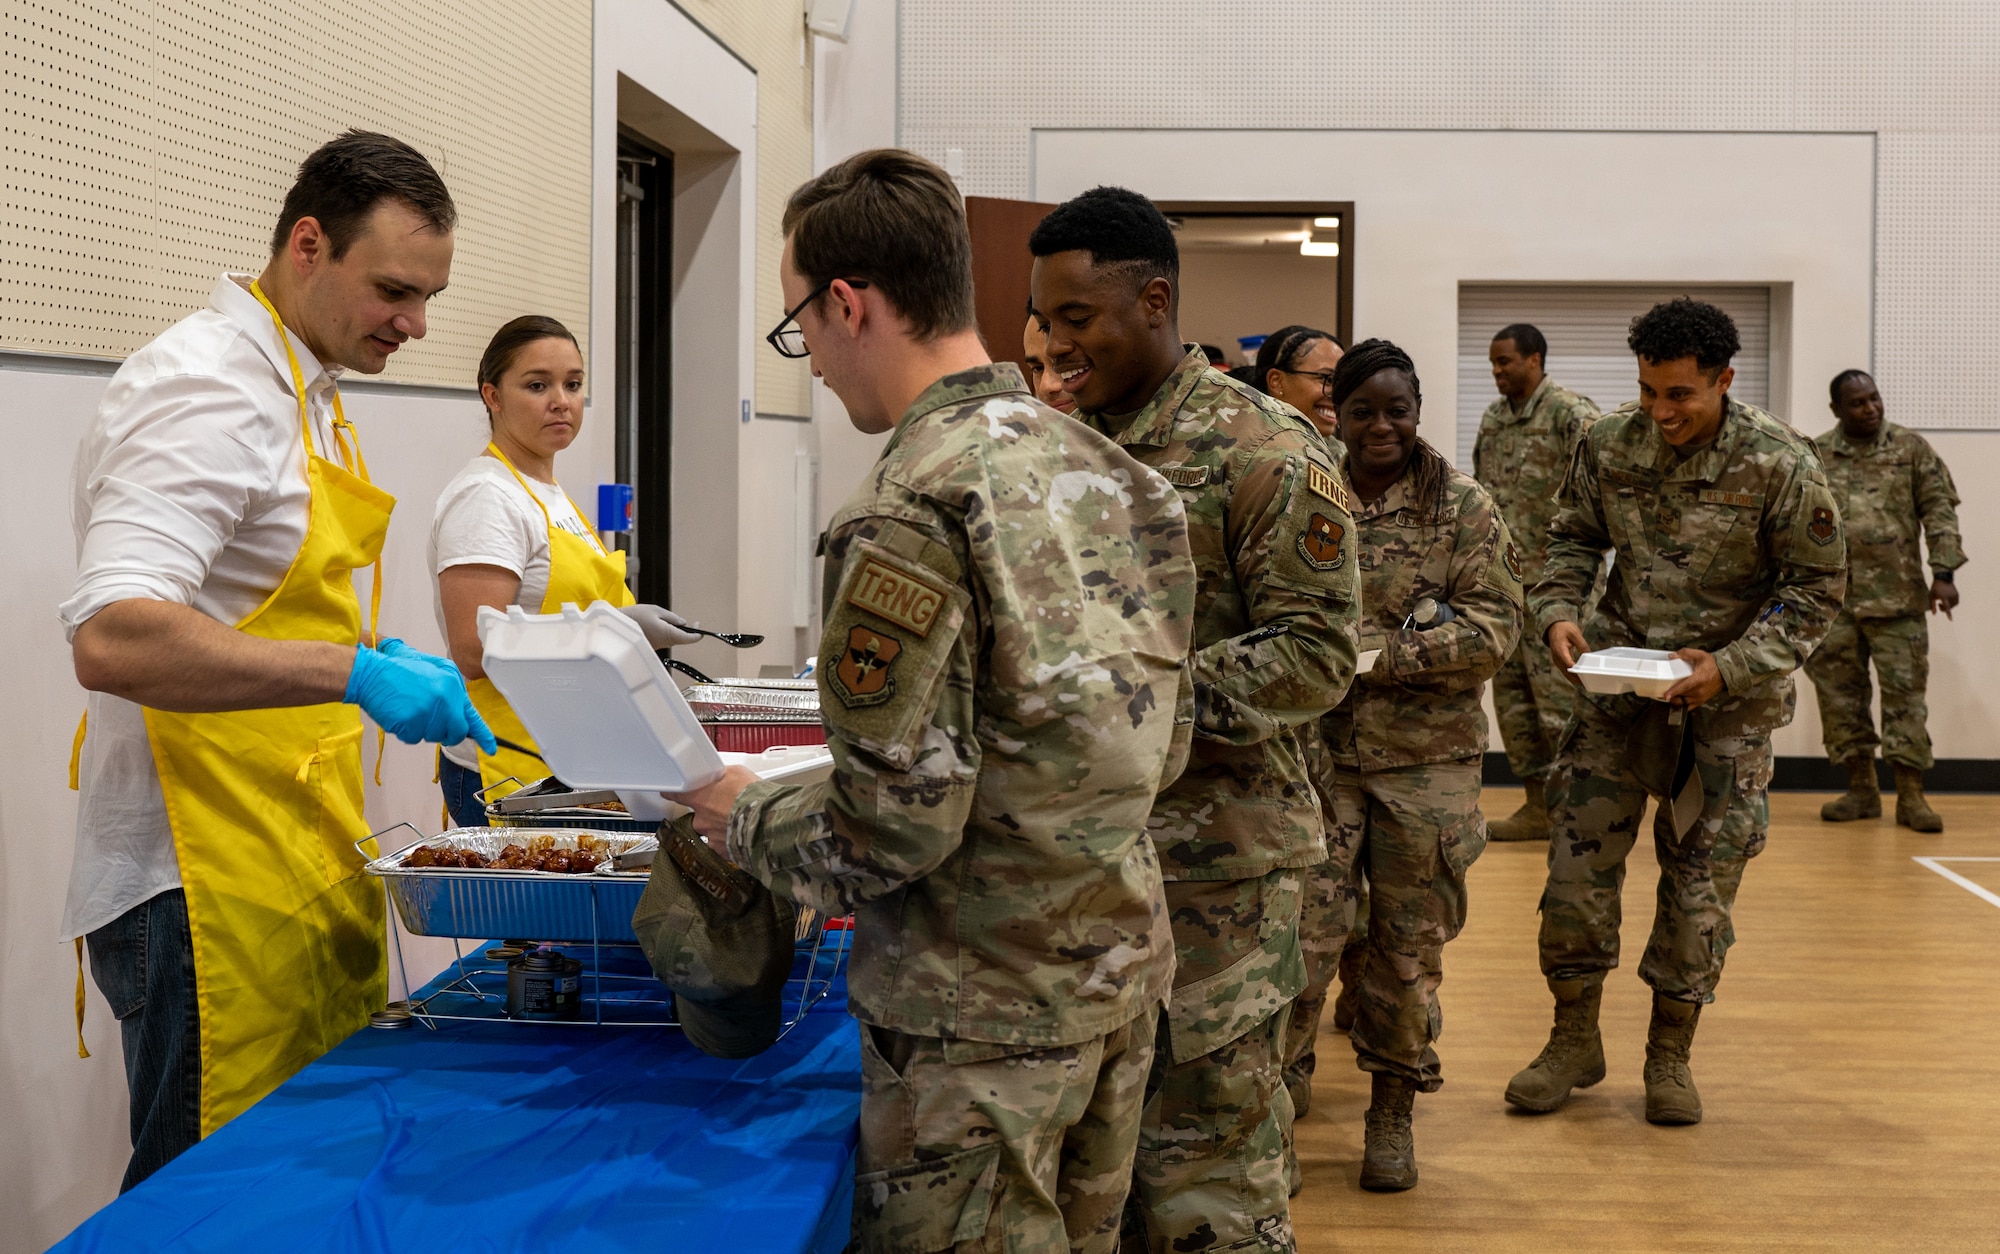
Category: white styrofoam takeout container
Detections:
[
  {"x1": 477, "y1": 603, "x2": 836, "y2": 816},
  {"x1": 718, "y1": 745, "x2": 835, "y2": 787},
  {"x1": 1568, "y1": 647, "x2": 1693, "y2": 700},
  {"x1": 478, "y1": 601, "x2": 728, "y2": 804}
]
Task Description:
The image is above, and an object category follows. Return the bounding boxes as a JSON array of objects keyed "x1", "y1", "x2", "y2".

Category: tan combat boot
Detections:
[
  {"x1": 1359, "y1": 1072, "x2": 1418, "y2": 1191},
  {"x1": 1487, "y1": 776, "x2": 1552, "y2": 842},
  {"x1": 1820, "y1": 757, "x2": 1882, "y2": 822},
  {"x1": 1643, "y1": 993, "x2": 1703, "y2": 1125},
  {"x1": 1895, "y1": 765, "x2": 1944, "y2": 833},
  {"x1": 1504, "y1": 974, "x2": 1606, "y2": 1113}
]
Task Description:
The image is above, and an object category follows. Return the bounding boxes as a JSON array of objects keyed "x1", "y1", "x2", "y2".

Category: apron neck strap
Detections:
[
  {"x1": 249, "y1": 280, "x2": 381, "y2": 649},
  {"x1": 485, "y1": 441, "x2": 614, "y2": 558},
  {"x1": 247, "y1": 280, "x2": 368, "y2": 479}
]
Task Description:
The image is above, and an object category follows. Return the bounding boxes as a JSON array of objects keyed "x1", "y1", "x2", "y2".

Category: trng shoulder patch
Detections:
[
  {"x1": 1306, "y1": 461, "x2": 1349, "y2": 511},
  {"x1": 846, "y1": 557, "x2": 950, "y2": 637}
]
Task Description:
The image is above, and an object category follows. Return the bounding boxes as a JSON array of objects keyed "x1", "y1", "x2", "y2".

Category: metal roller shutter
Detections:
[{"x1": 1455, "y1": 284, "x2": 1772, "y2": 466}]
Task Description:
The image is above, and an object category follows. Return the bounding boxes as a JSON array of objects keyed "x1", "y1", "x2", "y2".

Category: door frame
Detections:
[
  {"x1": 615, "y1": 126, "x2": 673, "y2": 603},
  {"x1": 1154, "y1": 200, "x2": 1355, "y2": 351}
]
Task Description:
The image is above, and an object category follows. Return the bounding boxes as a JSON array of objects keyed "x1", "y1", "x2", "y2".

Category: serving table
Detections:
[{"x1": 52, "y1": 945, "x2": 860, "y2": 1253}]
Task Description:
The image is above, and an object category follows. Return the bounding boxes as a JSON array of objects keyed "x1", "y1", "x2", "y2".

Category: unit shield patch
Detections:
[
  {"x1": 1299, "y1": 512, "x2": 1346, "y2": 570},
  {"x1": 1808, "y1": 506, "x2": 1837, "y2": 546},
  {"x1": 831, "y1": 624, "x2": 903, "y2": 707}
]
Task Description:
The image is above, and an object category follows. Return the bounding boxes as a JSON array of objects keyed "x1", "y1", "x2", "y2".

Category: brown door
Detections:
[{"x1": 965, "y1": 196, "x2": 1056, "y2": 373}]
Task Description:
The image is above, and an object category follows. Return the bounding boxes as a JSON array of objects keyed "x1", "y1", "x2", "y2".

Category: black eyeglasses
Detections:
[
  {"x1": 1274, "y1": 367, "x2": 1339, "y2": 397},
  {"x1": 765, "y1": 278, "x2": 871, "y2": 359}
]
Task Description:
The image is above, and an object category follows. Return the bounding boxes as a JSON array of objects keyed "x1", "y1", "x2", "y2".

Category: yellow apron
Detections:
[
  {"x1": 141, "y1": 280, "x2": 394, "y2": 1136},
  {"x1": 467, "y1": 441, "x2": 634, "y2": 794}
]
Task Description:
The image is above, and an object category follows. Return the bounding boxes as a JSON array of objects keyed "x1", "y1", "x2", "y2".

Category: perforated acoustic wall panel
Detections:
[
  {"x1": 1454, "y1": 285, "x2": 1772, "y2": 468},
  {"x1": 900, "y1": 1, "x2": 2000, "y2": 429},
  {"x1": 2, "y1": 0, "x2": 591, "y2": 387}
]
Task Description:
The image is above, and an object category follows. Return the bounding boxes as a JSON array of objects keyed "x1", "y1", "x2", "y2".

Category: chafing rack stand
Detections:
[{"x1": 360, "y1": 817, "x2": 846, "y2": 1035}]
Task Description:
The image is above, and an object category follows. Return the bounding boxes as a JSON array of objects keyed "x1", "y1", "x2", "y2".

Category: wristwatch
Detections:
[{"x1": 1934, "y1": 570, "x2": 1955, "y2": 584}]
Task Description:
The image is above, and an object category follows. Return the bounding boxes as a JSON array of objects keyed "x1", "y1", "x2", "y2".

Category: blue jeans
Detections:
[
  {"x1": 85, "y1": 887, "x2": 202, "y2": 1191},
  {"x1": 439, "y1": 753, "x2": 488, "y2": 829}
]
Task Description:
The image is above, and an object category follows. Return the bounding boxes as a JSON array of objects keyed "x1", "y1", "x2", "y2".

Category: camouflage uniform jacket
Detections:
[
  {"x1": 1811, "y1": 421, "x2": 1965, "y2": 618},
  {"x1": 1473, "y1": 376, "x2": 1600, "y2": 581},
  {"x1": 1081, "y1": 346, "x2": 1360, "y2": 882},
  {"x1": 1530, "y1": 397, "x2": 1849, "y2": 738},
  {"x1": 729, "y1": 364, "x2": 1196, "y2": 1048},
  {"x1": 1322, "y1": 444, "x2": 1524, "y2": 771}
]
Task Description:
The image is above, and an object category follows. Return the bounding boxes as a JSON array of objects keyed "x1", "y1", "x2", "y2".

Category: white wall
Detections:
[
  {"x1": 7, "y1": 8, "x2": 787, "y2": 1246},
  {"x1": 1, "y1": 363, "x2": 128, "y2": 1251},
  {"x1": 1028, "y1": 127, "x2": 1996, "y2": 761},
  {"x1": 890, "y1": 0, "x2": 2000, "y2": 764},
  {"x1": 809, "y1": 0, "x2": 900, "y2": 545},
  {"x1": 0, "y1": 362, "x2": 479, "y2": 1252},
  {"x1": 595, "y1": 0, "x2": 777, "y2": 681},
  {"x1": 1035, "y1": 129, "x2": 1874, "y2": 468}
]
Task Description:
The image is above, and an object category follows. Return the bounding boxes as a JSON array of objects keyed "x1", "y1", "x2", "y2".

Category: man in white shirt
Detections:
[{"x1": 63, "y1": 130, "x2": 492, "y2": 1189}]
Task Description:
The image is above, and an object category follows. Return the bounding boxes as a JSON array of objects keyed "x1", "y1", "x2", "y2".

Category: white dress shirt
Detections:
[
  {"x1": 59, "y1": 274, "x2": 343, "y2": 941},
  {"x1": 429, "y1": 454, "x2": 594, "y2": 768}
]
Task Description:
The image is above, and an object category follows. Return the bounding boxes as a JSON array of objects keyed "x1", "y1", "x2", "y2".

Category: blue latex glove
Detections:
[
  {"x1": 376, "y1": 636, "x2": 458, "y2": 675},
  {"x1": 345, "y1": 644, "x2": 498, "y2": 754}
]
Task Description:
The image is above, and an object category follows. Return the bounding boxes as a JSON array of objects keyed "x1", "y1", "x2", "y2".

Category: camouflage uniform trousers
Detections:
[
  {"x1": 855, "y1": 1003, "x2": 1160, "y2": 1253},
  {"x1": 1804, "y1": 611, "x2": 1934, "y2": 771},
  {"x1": 1283, "y1": 846, "x2": 1361, "y2": 1114},
  {"x1": 1491, "y1": 635, "x2": 1579, "y2": 782},
  {"x1": 1540, "y1": 695, "x2": 1774, "y2": 1002},
  {"x1": 1327, "y1": 759, "x2": 1484, "y2": 1091},
  {"x1": 1130, "y1": 868, "x2": 1305, "y2": 1254}
]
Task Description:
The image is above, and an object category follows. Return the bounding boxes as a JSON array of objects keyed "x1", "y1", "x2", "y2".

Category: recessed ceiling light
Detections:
[
  {"x1": 1300, "y1": 241, "x2": 1340, "y2": 257},
  {"x1": 1313, "y1": 216, "x2": 1340, "y2": 229}
]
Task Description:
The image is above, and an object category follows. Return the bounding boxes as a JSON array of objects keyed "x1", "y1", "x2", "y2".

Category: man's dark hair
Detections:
[
  {"x1": 1493, "y1": 323, "x2": 1547, "y2": 363},
  {"x1": 1252, "y1": 325, "x2": 1339, "y2": 396},
  {"x1": 1829, "y1": 368, "x2": 1874, "y2": 404},
  {"x1": 271, "y1": 130, "x2": 456, "y2": 259},
  {"x1": 1200, "y1": 344, "x2": 1228, "y2": 366},
  {"x1": 1328, "y1": 337, "x2": 1421, "y2": 411},
  {"x1": 1627, "y1": 298, "x2": 1739, "y2": 374},
  {"x1": 1027, "y1": 186, "x2": 1179, "y2": 296},
  {"x1": 782, "y1": 148, "x2": 975, "y2": 342}
]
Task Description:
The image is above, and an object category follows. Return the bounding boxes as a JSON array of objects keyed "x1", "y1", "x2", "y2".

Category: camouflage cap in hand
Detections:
[{"x1": 631, "y1": 820, "x2": 798, "y2": 1058}]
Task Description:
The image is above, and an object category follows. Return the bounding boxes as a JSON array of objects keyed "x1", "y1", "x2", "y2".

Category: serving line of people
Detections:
[{"x1": 57, "y1": 127, "x2": 1967, "y2": 1254}]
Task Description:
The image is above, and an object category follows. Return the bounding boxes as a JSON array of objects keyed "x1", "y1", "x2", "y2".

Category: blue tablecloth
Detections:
[{"x1": 53, "y1": 949, "x2": 861, "y2": 1253}]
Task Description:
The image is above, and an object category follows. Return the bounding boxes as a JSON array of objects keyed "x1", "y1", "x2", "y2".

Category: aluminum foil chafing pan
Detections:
[
  {"x1": 482, "y1": 777, "x2": 661, "y2": 834},
  {"x1": 363, "y1": 827, "x2": 656, "y2": 943},
  {"x1": 683, "y1": 682, "x2": 822, "y2": 721}
]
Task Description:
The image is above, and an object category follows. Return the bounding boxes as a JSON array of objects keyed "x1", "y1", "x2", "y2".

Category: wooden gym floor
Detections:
[{"x1": 1290, "y1": 788, "x2": 2000, "y2": 1253}]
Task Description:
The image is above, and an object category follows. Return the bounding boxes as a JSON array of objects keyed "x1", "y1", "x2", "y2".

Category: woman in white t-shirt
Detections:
[{"x1": 431, "y1": 315, "x2": 696, "y2": 824}]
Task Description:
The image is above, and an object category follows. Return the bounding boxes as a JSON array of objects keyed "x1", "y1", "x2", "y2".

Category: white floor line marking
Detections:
[{"x1": 1912, "y1": 857, "x2": 2000, "y2": 911}]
